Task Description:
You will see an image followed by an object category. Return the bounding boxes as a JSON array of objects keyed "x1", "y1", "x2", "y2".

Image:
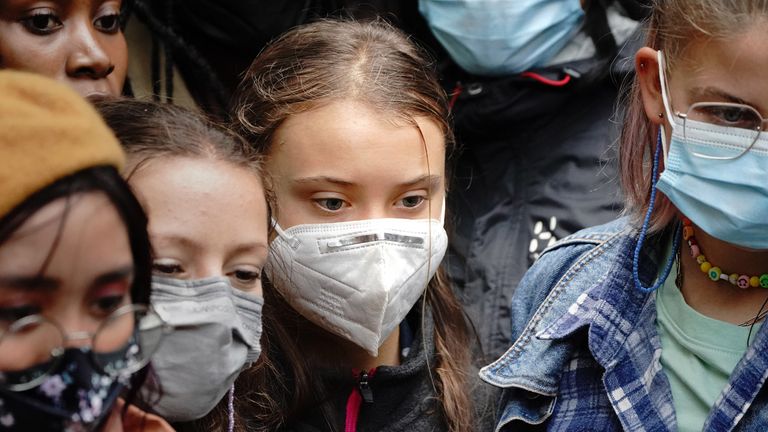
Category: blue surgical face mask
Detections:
[
  {"x1": 655, "y1": 50, "x2": 768, "y2": 250},
  {"x1": 418, "y1": 0, "x2": 584, "y2": 76}
]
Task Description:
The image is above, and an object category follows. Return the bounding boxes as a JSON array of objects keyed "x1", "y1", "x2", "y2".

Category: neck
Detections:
[
  {"x1": 299, "y1": 324, "x2": 401, "y2": 370},
  {"x1": 678, "y1": 225, "x2": 768, "y2": 324},
  {"x1": 694, "y1": 226, "x2": 768, "y2": 276}
]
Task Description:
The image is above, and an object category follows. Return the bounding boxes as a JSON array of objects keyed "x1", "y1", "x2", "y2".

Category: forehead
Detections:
[
  {"x1": 0, "y1": 0, "x2": 107, "y2": 11},
  {"x1": 672, "y1": 21, "x2": 768, "y2": 105},
  {"x1": 270, "y1": 100, "x2": 446, "y2": 179},
  {"x1": 128, "y1": 156, "x2": 268, "y2": 246},
  {"x1": 0, "y1": 192, "x2": 132, "y2": 283}
]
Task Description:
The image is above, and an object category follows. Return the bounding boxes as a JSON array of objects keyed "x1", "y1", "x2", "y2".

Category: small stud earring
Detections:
[{"x1": 658, "y1": 113, "x2": 664, "y2": 118}]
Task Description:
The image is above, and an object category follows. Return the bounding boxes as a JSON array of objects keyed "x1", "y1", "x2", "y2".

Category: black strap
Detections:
[{"x1": 582, "y1": 0, "x2": 618, "y2": 62}]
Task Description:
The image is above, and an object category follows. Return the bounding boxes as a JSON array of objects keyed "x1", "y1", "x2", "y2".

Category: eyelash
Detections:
[
  {"x1": 94, "y1": 13, "x2": 121, "y2": 34},
  {"x1": 314, "y1": 198, "x2": 348, "y2": 212},
  {"x1": 398, "y1": 195, "x2": 426, "y2": 209},
  {"x1": 0, "y1": 304, "x2": 41, "y2": 324},
  {"x1": 152, "y1": 262, "x2": 184, "y2": 276},
  {"x1": 20, "y1": 11, "x2": 63, "y2": 35},
  {"x1": 227, "y1": 268, "x2": 262, "y2": 291},
  {"x1": 19, "y1": 10, "x2": 122, "y2": 36}
]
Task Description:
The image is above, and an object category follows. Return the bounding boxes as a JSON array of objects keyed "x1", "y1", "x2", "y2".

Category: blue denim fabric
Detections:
[{"x1": 481, "y1": 218, "x2": 768, "y2": 432}]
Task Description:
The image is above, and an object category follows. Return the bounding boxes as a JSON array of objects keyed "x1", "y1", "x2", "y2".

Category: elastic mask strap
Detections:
[
  {"x1": 227, "y1": 384, "x2": 235, "y2": 432},
  {"x1": 657, "y1": 50, "x2": 676, "y2": 131},
  {"x1": 271, "y1": 218, "x2": 300, "y2": 248},
  {"x1": 632, "y1": 131, "x2": 681, "y2": 293},
  {"x1": 439, "y1": 197, "x2": 446, "y2": 226}
]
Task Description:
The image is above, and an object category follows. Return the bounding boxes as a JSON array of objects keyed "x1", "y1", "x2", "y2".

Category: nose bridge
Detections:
[
  {"x1": 360, "y1": 200, "x2": 390, "y2": 220},
  {"x1": 191, "y1": 251, "x2": 223, "y2": 279},
  {"x1": 58, "y1": 314, "x2": 99, "y2": 349},
  {"x1": 66, "y1": 18, "x2": 111, "y2": 77},
  {"x1": 64, "y1": 330, "x2": 93, "y2": 348}
]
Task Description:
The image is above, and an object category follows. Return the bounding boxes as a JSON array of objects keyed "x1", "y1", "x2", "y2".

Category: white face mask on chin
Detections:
[{"x1": 266, "y1": 216, "x2": 448, "y2": 356}]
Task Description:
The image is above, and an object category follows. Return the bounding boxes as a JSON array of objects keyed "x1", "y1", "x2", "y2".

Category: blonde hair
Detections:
[{"x1": 620, "y1": 0, "x2": 768, "y2": 231}]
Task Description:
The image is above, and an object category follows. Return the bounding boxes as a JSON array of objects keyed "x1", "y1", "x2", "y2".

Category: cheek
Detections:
[
  {"x1": 106, "y1": 33, "x2": 128, "y2": 94},
  {"x1": 0, "y1": 33, "x2": 63, "y2": 77},
  {"x1": 273, "y1": 192, "x2": 307, "y2": 229}
]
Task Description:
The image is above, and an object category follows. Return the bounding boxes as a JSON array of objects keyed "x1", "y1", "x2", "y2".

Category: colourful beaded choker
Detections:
[{"x1": 683, "y1": 217, "x2": 768, "y2": 289}]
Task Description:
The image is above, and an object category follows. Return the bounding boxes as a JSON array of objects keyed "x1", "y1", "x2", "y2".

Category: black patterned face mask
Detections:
[{"x1": 0, "y1": 348, "x2": 127, "y2": 432}]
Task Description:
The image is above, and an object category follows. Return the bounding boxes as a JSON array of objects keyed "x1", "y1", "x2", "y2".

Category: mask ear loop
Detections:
[
  {"x1": 226, "y1": 384, "x2": 235, "y2": 432},
  {"x1": 632, "y1": 131, "x2": 682, "y2": 293},
  {"x1": 271, "y1": 218, "x2": 300, "y2": 249},
  {"x1": 657, "y1": 50, "x2": 675, "y2": 163}
]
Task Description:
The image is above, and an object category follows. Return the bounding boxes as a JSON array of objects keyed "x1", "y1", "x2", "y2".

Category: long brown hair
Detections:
[
  {"x1": 95, "y1": 98, "x2": 266, "y2": 182},
  {"x1": 619, "y1": 0, "x2": 768, "y2": 231},
  {"x1": 227, "y1": 18, "x2": 474, "y2": 432},
  {"x1": 96, "y1": 98, "x2": 275, "y2": 430}
]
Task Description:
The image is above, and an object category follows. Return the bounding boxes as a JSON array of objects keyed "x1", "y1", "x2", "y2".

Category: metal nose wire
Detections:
[{"x1": 63, "y1": 330, "x2": 95, "y2": 343}]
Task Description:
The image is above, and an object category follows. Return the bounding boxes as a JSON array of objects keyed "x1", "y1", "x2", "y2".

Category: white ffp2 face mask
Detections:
[{"x1": 266, "y1": 217, "x2": 448, "y2": 356}]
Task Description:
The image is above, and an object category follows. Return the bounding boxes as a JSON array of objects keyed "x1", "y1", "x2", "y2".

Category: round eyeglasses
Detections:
[
  {"x1": 678, "y1": 102, "x2": 768, "y2": 160},
  {"x1": 0, "y1": 304, "x2": 172, "y2": 391}
]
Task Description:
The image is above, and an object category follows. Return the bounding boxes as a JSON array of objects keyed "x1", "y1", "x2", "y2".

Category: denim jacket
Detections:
[{"x1": 480, "y1": 218, "x2": 768, "y2": 432}]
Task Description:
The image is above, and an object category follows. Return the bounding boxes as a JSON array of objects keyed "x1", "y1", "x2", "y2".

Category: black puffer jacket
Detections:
[{"x1": 280, "y1": 309, "x2": 497, "y2": 432}]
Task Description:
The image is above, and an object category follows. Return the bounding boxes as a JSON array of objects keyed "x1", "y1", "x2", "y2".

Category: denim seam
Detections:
[
  {"x1": 495, "y1": 395, "x2": 557, "y2": 431},
  {"x1": 485, "y1": 229, "x2": 626, "y2": 372}
]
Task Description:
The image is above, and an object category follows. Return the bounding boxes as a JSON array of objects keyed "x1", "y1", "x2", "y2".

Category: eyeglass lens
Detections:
[
  {"x1": 0, "y1": 306, "x2": 166, "y2": 390},
  {"x1": 683, "y1": 103, "x2": 763, "y2": 158}
]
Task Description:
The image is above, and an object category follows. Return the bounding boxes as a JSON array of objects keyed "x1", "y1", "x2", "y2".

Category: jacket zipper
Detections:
[{"x1": 344, "y1": 368, "x2": 376, "y2": 432}]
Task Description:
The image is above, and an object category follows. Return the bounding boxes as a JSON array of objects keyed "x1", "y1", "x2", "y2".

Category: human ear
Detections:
[{"x1": 636, "y1": 47, "x2": 666, "y2": 126}]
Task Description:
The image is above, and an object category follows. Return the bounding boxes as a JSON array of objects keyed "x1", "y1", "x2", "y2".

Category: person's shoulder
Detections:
[{"x1": 509, "y1": 217, "x2": 633, "y2": 340}]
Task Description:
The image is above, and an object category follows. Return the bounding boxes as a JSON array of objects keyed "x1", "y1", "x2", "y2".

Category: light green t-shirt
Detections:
[{"x1": 656, "y1": 262, "x2": 759, "y2": 432}]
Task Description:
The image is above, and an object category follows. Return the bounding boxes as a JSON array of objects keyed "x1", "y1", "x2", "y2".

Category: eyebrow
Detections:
[
  {"x1": 0, "y1": 265, "x2": 134, "y2": 293},
  {"x1": 292, "y1": 174, "x2": 442, "y2": 190},
  {"x1": 155, "y1": 235, "x2": 269, "y2": 259},
  {"x1": 228, "y1": 242, "x2": 269, "y2": 259},
  {"x1": 292, "y1": 176, "x2": 355, "y2": 187},
  {"x1": 0, "y1": 276, "x2": 59, "y2": 292},
  {"x1": 92, "y1": 266, "x2": 134, "y2": 288},
  {"x1": 689, "y1": 87, "x2": 752, "y2": 106},
  {"x1": 400, "y1": 174, "x2": 442, "y2": 191},
  {"x1": 152, "y1": 234, "x2": 203, "y2": 251}
]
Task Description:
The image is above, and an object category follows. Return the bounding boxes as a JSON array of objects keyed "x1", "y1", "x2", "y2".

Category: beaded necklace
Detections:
[{"x1": 682, "y1": 217, "x2": 768, "y2": 289}]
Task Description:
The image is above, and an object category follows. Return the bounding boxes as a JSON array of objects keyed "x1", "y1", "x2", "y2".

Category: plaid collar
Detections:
[{"x1": 537, "y1": 229, "x2": 768, "y2": 432}]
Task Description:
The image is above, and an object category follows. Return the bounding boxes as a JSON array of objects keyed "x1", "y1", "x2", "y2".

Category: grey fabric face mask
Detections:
[{"x1": 145, "y1": 276, "x2": 263, "y2": 422}]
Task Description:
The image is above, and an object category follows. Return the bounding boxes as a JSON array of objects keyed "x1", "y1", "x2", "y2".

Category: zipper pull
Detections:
[{"x1": 357, "y1": 370, "x2": 374, "y2": 403}]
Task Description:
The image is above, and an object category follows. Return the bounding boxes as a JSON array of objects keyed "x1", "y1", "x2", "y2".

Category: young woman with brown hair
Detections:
[
  {"x1": 97, "y1": 99, "x2": 270, "y2": 430},
  {"x1": 204, "y1": 19, "x2": 493, "y2": 432}
]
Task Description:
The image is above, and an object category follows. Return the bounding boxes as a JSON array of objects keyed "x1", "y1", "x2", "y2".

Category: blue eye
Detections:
[
  {"x1": 316, "y1": 198, "x2": 346, "y2": 211},
  {"x1": 400, "y1": 196, "x2": 425, "y2": 208}
]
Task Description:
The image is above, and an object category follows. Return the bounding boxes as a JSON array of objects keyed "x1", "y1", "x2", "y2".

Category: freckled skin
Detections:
[
  {"x1": 269, "y1": 99, "x2": 446, "y2": 228},
  {"x1": 127, "y1": 156, "x2": 269, "y2": 296}
]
